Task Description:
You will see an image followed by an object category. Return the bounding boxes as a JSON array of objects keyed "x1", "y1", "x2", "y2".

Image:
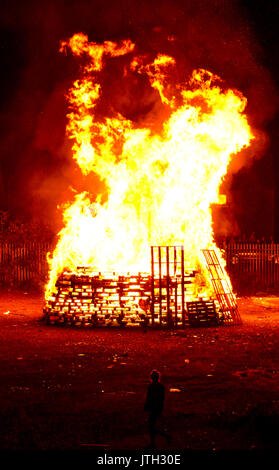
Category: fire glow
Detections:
[{"x1": 45, "y1": 33, "x2": 253, "y2": 305}]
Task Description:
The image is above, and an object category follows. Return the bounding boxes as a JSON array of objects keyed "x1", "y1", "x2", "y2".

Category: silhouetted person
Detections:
[{"x1": 144, "y1": 369, "x2": 171, "y2": 448}]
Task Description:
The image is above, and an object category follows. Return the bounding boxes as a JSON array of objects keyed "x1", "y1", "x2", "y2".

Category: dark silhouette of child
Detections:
[{"x1": 144, "y1": 369, "x2": 171, "y2": 448}]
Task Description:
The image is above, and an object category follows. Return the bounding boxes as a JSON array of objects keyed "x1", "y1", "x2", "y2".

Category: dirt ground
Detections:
[{"x1": 1, "y1": 290, "x2": 279, "y2": 452}]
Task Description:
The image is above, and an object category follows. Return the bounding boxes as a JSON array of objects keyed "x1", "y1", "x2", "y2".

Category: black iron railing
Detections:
[
  {"x1": 0, "y1": 242, "x2": 51, "y2": 288},
  {"x1": 1, "y1": 241, "x2": 279, "y2": 293},
  {"x1": 225, "y1": 243, "x2": 279, "y2": 293}
]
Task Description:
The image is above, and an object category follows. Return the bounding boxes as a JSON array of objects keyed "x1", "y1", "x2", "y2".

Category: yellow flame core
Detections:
[{"x1": 45, "y1": 33, "x2": 253, "y2": 299}]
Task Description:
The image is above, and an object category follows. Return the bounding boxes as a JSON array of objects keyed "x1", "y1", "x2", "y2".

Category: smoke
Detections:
[{"x1": 0, "y1": 0, "x2": 277, "y2": 236}]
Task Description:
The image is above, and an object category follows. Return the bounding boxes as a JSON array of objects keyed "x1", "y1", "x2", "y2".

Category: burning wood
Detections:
[
  {"x1": 43, "y1": 267, "x2": 214, "y2": 327},
  {"x1": 43, "y1": 33, "x2": 253, "y2": 325},
  {"x1": 44, "y1": 269, "x2": 152, "y2": 327},
  {"x1": 43, "y1": 247, "x2": 238, "y2": 327}
]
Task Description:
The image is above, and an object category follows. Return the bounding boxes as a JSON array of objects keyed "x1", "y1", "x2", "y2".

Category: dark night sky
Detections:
[{"x1": 0, "y1": 0, "x2": 279, "y2": 238}]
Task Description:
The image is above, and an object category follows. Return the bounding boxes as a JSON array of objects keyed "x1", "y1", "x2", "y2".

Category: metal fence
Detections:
[
  {"x1": 1, "y1": 241, "x2": 279, "y2": 294},
  {"x1": 225, "y1": 243, "x2": 279, "y2": 293},
  {"x1": 0, "y1": 242, "x2": 51, "y2": 289}
]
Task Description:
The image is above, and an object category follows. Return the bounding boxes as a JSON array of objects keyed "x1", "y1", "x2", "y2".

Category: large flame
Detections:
[{"x1": 45, "y1": 33, "x2": 253, "y2": 299}]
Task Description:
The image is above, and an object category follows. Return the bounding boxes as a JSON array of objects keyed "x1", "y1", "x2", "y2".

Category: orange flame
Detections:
[{"x1": 45, "y1": 33, "x2": 253, "y2": 299}]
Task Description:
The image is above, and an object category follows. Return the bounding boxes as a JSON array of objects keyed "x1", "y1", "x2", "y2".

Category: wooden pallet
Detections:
[
  {"x1": 44, "y1": 265, "x2": 200, "y2": 327},
  {"x1": 44, "y1": 270, "x2": 152, "y2": 327},
  {"x1": 186, "y1": 300, "x2": 219, "y2": 327},
  {"x1": 201, "y1": 249, "x2": 242, "y2": 325}
]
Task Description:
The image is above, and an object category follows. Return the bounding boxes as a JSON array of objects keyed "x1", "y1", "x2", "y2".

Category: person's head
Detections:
[{"x1": 150, "y1": 369, "x2": 160, "y2": 383}]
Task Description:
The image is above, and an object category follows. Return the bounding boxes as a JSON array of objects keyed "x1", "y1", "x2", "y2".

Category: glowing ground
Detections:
[{"x1": 0, "y1": 291, "x2": 279, "y2": 451}]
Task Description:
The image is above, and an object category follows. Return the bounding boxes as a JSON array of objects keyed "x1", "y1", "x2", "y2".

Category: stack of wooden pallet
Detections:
[
  {"x1": 152, "y1": 271, "x2": 198, "y2": 325},
  {"x1": 43, "y1": 269, "x2": 152, "y2": 327},
  {"x1": 43, "y1": 266, "x2": 220, "y2": 328}
]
